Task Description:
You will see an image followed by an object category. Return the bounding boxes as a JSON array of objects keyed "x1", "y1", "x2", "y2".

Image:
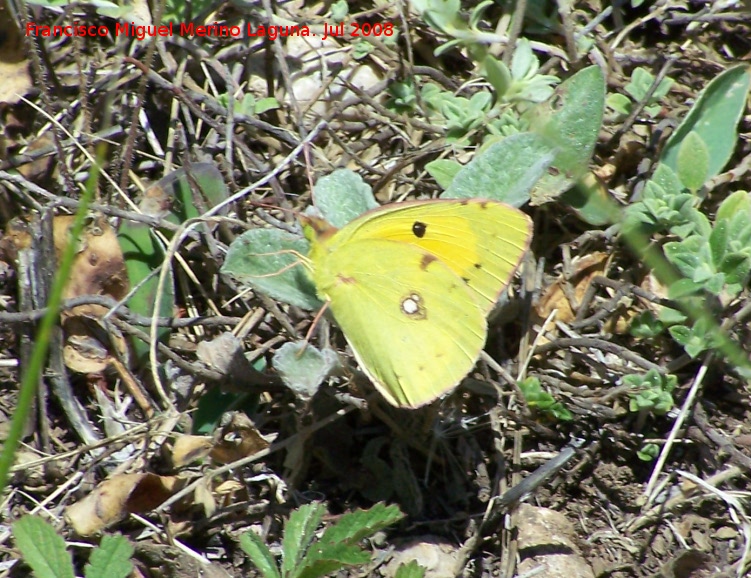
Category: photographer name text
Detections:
[{"x1": 25, "y1": 21, "x2": 395, "y2": 41}]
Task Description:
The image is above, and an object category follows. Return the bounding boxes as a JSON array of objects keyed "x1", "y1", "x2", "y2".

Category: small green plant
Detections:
[
  {"x1": 12, "y1": 515, "x2": 133, "y2": 578},
  {"x1": 218, "y1": 93, "x2": 280, "y2": 117},
  {"x1": 517, "y1": 377, "x2": 573, "y2": 421},
  {"x1": 607, "y1": 66, "x2": 674, "y2": 119},
  {"x1": 637, "y1": 442, "x2": 661, "y2": 462},
  {"x1": 240, "y1": 502, "x2": 404, "y2": 578},
  {"x1": 483, "y1": 39, "x2": 559, "y2": 106},
  {"x1": 410, "y1": 0, "x2": 500, "y2": 57},
  {"x1": 393, "y1": 39, "x2": 558, "y2": 145},
  {"x1": 620, "y1": 66, "x2": 751, "y2": 364},
  {"x1": 624, "y1": 369, "x2": 677, "y2": 416}
]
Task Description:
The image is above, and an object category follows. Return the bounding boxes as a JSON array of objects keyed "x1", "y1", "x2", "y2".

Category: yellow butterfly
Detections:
[{"x1": 300, "y1": 199, "x2": 533, "y2": 409}]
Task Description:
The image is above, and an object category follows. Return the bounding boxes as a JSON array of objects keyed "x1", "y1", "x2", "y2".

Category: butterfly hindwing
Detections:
[{"x1": 312, "y1": 238, "x2": 485, "y2": 408}]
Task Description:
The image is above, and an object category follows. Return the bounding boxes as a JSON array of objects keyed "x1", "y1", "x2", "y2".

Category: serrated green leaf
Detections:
[
  {"x1": 239, "y1": 531, "x2": 282, "y2": 578},
  {"x1": 313, "y1": 170, "x2": 379, "y2": 228},
  {"x1": 660, "y1": 65, "x2": 751, "y2": 179},
  {"x1": 676, "y1": 131, "x2": 710, "y2": 193},
  {"x1": 441, "y1": 132, "x2": 554, "y2": 206},
  {"x1": 12, "y1": 516, "x2": 75, "y2": 578},
  {"x1": 318, "y1": 503, "x2": 404, "y2": 546},
  {"x1": 294, "y1": 542, "x2": 370, "y2": 578},
  {"x1": 272, "y1": 342, "x2": 339, "y2": 399},
  {"x1": 282, "y1": 503, "x2": 326, "y2": 576},
  {"x1": 221, "y1": 228, "x2": 320, "y2": 310},
  {"x1": 84, "y1": 534, "x2": 134, "y2": 578}
]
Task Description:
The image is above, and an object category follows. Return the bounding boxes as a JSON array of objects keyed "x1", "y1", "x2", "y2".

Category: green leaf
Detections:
[
  {"x1": 716, "y1": 190, "x2": 751, "y2": 224},
  {"x1": 330, "y1": 0, "x2": 348, "y2": 21},
  {"x1": 117, "y1": 221, "x2": 174, "y2": 362},
  {"x1": 561, "y1": 173, "x2": 622, "y2": 226},
  {"x1": 664, "y1": 236, "x2": 705, "y2": 280},
  {"x1": 482, "y1": 55, "x2": 512, "y2": 99},
  {"x1": 318, "y1": 503, "x2": 404, "y2": 547},
  {"x1": 119, "y1": 163, "x2": 228, "y2": 361},
  {"x1": 637, "y1": 443, "x2": 660, "y2": 461},
  {"x1": 527, "y1": 66, "x2": 606, "y2": 205},
  {"x1": 192, "y1": 386, "x2": 258, "y2": 435},
  {"x1": 352, "y1": 40, "x2": 374, "y2": 60},
  {"x1": 221, "y1": 228, "x2": 320, "y2": 310},
  {"x1": 12, "y1": 516, "x2": 75, "y2": 578},
  {"x1": 84, "y1": 535, "x2": 134, "y2": 578},
  {"x1": 676, "y1": 131, "x2": 710, "y2": 193},
  {"x1": 629, "y1": 310, "x2": 664, "y2": 338},
  {"x1": 666, "y1": 278, "x2": 702, "y2": 300},
  {"x1": 294, "y1": 542, "x2": 370, "y2": 578},
  {"x1": 660, "y1": 65, "x2": 751, "y2": 179},
  {"x1": 650, "y1": 163, "x2": 685, "y2": 197},
  {"x1": 282, "y1": 503, "x2": 327, "y2": 576},
  {"x1": 272, "y1": 342, "x2": 339, "y2": 399},
  {"x1": 441, "y1": 132, "x2": 555, "y2": 207},
  {"x1": 606, "y1": 93, "x2": 632, "y2": 116},
  {"x1": 411, "y1": 0, "x2": 461, "y2": 34},
  {"x1": 313, "y1": 170, "x2": 379, "y2": 228},
  {"x1": 395, "y1": 560, "x2": 427, "y2": 578},
  {"x1": 709, "y1": 219, "x2": 728, "y2": 270},
  {"x1": 424, "y1": 159, "x2": 462, "y2": 189},
  {"x1": 239, "y1": 531, "x2": 282, "y2": 578},
  {"x1": 255, "y1": 97, "x2": 280, "y2": 115}
]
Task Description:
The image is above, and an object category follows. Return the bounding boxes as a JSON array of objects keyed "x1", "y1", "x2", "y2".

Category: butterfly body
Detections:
[{"x1": 301, "y1": 199, "x2": 532, "y2": 408}]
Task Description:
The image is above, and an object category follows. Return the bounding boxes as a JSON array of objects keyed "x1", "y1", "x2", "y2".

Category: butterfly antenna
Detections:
[{"x1": 303, "y1": 140, "x2": 316, "y2": 200}]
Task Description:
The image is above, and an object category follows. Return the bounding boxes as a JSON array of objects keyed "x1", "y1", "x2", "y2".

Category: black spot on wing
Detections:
[{"x1": 412, "y1": 221, "x2": 427, "y2": 238}]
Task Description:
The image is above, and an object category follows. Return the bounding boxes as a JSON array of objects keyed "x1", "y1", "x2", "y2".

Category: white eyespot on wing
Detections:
[{"x1": 400, "y1": 292, "x2": 426, "y2": 319}]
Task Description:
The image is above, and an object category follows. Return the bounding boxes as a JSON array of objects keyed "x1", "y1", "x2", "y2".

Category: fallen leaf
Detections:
[{"x1": 65, "y1": 473, "x2": 182, "y2": 536}]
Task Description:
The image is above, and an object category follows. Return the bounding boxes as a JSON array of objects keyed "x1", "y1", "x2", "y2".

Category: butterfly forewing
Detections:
[{"x1": 332, "y1": 200, "x2": 532, "y2": 314}]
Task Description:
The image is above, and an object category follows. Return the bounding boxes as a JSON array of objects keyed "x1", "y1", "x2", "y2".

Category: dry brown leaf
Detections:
[
  {"x1": 171, "y1": 435, "x2": 214, "y2": 468},
  {"x1": 535, "y1": 252, "x2": 610, "y2": 340},
  {"x1": 66, "y1": 473, "x2": 182, "y2": 536},
  {"x1": 53, "y1": 214, "x2": 130, "y2": 373},
  {"x1": 210, "y1": 412, "x2": 269, "y2": 464}
]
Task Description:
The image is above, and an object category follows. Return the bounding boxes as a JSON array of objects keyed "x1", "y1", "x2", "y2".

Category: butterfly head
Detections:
[{"x1": 299, "y1": 214, "x2": 338, "y2": 245}]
